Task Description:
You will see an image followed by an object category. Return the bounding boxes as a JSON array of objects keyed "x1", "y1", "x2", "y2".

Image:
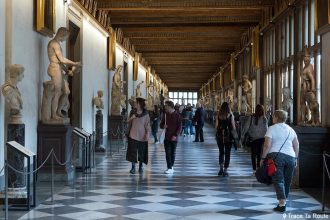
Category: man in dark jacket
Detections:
[
  {"x1": 193, "y1": 103, "x2": 206, "y2": 142},
  {"x1": 160, "y1": 101, "x2": 182, "y2": 174}
]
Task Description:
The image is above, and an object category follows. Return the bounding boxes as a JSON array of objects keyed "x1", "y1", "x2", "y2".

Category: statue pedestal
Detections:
[
  {"x1": 108, "y1": 115, "x2": 124, "y2": 140},
  {"x1": 292, "y1": 126, "x2": 330, "y2": 188},
  {"x1": 2, "y1": 124, "x2": 27, "y2": 204},
  {"x1": 7, "y1": 123, "x2": 25, "y2": 188},
  {"x1": 95, "y1": 110, "x2": 106, "y2": 152},
  {"x1": 37, "y1": 124, "x2": 74, "y2": 182}
]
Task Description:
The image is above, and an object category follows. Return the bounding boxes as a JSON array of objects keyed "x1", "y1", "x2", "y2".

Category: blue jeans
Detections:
[
  {"x1": 151, "y1": 119, "x2": 159, "y2": 142},
  {"x1": 268, "y1": 152, "x2": 295, "y2": 200},
  {"x1": 184, "y1": 120, "x2": 194, "y2": 135}
]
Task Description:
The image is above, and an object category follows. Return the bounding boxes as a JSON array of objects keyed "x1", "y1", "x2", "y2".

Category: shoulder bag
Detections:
[{"x1": 256, "y1": 131, "x2": 290, "y2": 184}]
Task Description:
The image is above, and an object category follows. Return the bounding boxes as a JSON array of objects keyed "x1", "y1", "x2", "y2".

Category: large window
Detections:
[{"x1": 169, "y1": 91, "x2": 198, "y2": 105}]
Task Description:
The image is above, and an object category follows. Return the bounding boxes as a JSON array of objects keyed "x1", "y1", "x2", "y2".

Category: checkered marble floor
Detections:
[{"x1": 18, "y1": 125, "x2": 328, "y2": 220}]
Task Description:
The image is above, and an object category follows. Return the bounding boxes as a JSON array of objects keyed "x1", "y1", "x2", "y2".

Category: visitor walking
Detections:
[
  {"x1": 241, "y1": 104, "x2": 268, "y2": 175},
  {"x1": 260, "y1": 110, "x2": 299, "y2": 212},
  {"x1": 160, "y1": 101, "x2": 182, "y2": 174},
  {"x1": 126, "y1": 98, "x2": 150, "y2": 174},
  {"x1": 215, "y1": 102, "x2": 236, "y2": 176}
]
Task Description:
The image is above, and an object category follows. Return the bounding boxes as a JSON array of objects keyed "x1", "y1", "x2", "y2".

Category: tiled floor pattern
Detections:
[{"x1": 17, "y1": 125, "x2": 328, "y2": 220}]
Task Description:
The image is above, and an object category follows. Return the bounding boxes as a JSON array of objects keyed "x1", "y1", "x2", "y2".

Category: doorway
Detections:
[{"x1": 68, "y1": 21, "x2": 82, "y2": 128}]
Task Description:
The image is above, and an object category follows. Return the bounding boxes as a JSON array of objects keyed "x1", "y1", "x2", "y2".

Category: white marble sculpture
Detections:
[
  {"x1": 41, "y1": 27, "x2": 81, "y2": 124},
  {"x1": 111, "y1": 65, "x2": 125, "y2": 116},
  {"x1": 282, "y1": 87, "x2": 293, "y2": 113},
  {"x1": 135, "y1": 81, "x2": 144, "y2": 98},
  {"x1": 1, "y1": 64, "x2": 24, "y2": 124},
  {"x1": 146, "y1": 81, "x2": 154, "y2": 111},
  {"x1": 93, "y1": 90, "x2": 104, "y2": 110},
  {"x1": 240, "y1": 96, "x2": 248, "y2": 115},
  {"x1": 242, "y1": 75, "x2": 252, "y2": 113}
]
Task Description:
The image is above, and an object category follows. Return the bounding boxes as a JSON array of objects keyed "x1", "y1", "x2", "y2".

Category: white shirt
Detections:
[{"x1": 265, "y1": 123, "x2": 297, "y2": 158}]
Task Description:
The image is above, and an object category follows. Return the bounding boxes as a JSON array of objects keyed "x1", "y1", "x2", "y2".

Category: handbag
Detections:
[
  {"x1": 159, "y1": 114, "x2": 166, "y2": 144},
  {"x1": 255, "y1": 159, "x2": 272, "y2": 185},
  {"x1": 256, "y1": 131, "x2": 290, "y2": 184}
]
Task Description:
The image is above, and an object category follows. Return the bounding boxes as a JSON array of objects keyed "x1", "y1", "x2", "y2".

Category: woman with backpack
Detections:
[
  {"x1": 241, "y1": 104, "x2": 268, "y2": 175},
  {"x1": 215, "y1": 102, "x2": 237, "y2": 176}
]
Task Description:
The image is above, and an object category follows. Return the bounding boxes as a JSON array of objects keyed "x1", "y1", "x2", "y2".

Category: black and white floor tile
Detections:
[{"x1": 17, "y1": 125, "x2": 328, "y2": 220}]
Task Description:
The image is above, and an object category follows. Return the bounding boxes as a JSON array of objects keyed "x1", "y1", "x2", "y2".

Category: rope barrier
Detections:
[
  {"x1": 5, "y1": 141, "x2": 79, "y2": 176},
  {"x1": 324, "y1": 154, "x2": 330, "y2": 180},
  {"x1": 6, "y1": 149, "x2": 54, "y2": 175},
  {"x1": 299, "y1": 149, "x2": 324, "y2": 156},
  {"x1": 52, "y1": 144, "x2": 75, "y2": 166}
]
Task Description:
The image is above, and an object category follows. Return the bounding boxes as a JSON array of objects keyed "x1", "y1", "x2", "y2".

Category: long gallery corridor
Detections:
[{"x1": 18, "y1": 125, "x2": 322, "y2": 220}]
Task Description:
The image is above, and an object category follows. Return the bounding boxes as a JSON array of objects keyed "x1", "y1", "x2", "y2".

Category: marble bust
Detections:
[
  {"x1": 41, "y1": 27, "x2": 81, "y2": 124},
  {"x1": 1, "y1": 64, "x2": 24, "y2": 124},
  {"x1": 93, "y1": 90, "x2": 104, "y2": 110}
]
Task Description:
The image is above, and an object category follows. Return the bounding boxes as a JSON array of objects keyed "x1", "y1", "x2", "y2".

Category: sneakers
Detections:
[
  {"x1": 273, "y1": 204, "x2": 286, "y2": 212},
  {"x1": 164, "y1": 168, "x2": 174, "y2": 174},
  {"x1": 218, "y1": 168, "x2": 224, "y2": 176},
  {"x1": 155, "y1": 141, "x2": 160, "y2": 144},
  {"x1": 252, "y1": 170, "x2": 256, "y2": 176}
]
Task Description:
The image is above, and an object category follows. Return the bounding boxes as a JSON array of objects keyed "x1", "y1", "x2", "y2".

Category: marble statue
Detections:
[
  {"x1": 120, "y1": 82, "x2": 127, "y2": 110},
  {"x1": 93, "y1": 89, "x2": 106, "y2": 152},
  {"x1": 300, "y1": 46, "x2": 319, "y2": 125},
  {"x1": 242, "y1": 75, "x2": 252, "y2": 113},
  {"x1": 265, "y1": 97, "x2": 272, "y2": 122},
  {"x1": 214, "y1": 93, "x2": 221, "y2": 111},
  {"x1": 232, "y1": 97, "x2": 239, "y2": 112},
  {"x1": 306, "y1": 92, "x2": 320, "y2": 126},
  {"x1": 111, "y1": 65, "x2": 125, "y2": 116},
  {"x1": 146, "y1": 81, "x2": 154, "y2": 110},
  {"x1": 41, "y1": 27, "x2": 81, "y2": 124},
  {"x1": 135, "y1": 81, "x2": 144, "y2": 98},
  {"x1": 160, "y1": 89, "x2": 165, "y2": 107},
  {"x1": 93, "y1": 90, "x2": 104, "y2": 110},
  {"x1": 240, "y1": 96, "x2": 248, "y2": 115},
  {"x1": 1, "y1": 64, "x2": 24, "y2": 124},
  {"x1": 153, "y1": 83, "x2": 160, "y2": 106},
  {"x1": 282, "y1": 87, "x2": 293, "y2": 113}
]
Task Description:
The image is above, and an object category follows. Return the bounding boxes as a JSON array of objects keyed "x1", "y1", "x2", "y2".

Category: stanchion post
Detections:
[
  {"x1": 5, "y1": 160, "x2": 8, "y2": 220},
  {"x1": 51, "y1": 151, "x2": 54, "y2": 203},
  {"x1": 313, "y1": 151, "x2": 330, "y2": 214},
  {"x1": 322, "y1": 151, "x2": 326, "y2": 212}
]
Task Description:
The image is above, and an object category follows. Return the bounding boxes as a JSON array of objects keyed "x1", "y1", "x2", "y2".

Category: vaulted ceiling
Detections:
[{"x1": 96, "y1": 0, "x2": 274, "y2": 91}]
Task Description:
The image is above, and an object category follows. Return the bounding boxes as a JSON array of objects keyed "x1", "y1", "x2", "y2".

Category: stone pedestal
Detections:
[
  {"x1": 108, "y1": 115, "x2": 124, "y2": 140},
  {"x1": 292, "y1": 126, "x2": 330, "y2": 187},
  {"x1": 37, "y1": 124, "x2": 74, "y2": 182},
  {"x1": 95, "y1": 110, "x2": 105, "y2": 152},
  {"x1": 7, "y1": 123, "x2": 25, "y2": 188}
]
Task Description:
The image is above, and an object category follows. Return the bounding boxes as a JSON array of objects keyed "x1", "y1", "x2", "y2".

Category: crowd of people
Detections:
[{"x1": 124, "y1": 97, "x2": 299, "y2": 213}]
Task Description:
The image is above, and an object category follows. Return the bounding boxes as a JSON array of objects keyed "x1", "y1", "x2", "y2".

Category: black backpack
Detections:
[{"x1": 216, "y1": 115, "x2": 233, "y2": 144}]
